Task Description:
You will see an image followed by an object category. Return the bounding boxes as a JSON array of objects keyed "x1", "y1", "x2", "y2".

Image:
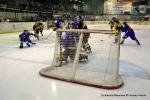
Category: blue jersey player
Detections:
[
  {"x1": 53, "y1": 17, "x2": 62, "y2": 31},
  {"x1": 53, "y1": 17, "x2": 63, "y2": 38},
  {"x1": 19, "y1": 29, "x2": 35, "y2": 48},
  {"x1": 60, "y1": 31, "x2": 76, "y2": 63},
  {"x1": 72, "y1": 18, "x2": 78, "y2": 29},
  {"x1": 121, "y1": 22, "x2": 140, "y2": 45}
]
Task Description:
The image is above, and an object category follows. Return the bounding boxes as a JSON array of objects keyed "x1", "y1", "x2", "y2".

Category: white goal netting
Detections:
[{"x1": 39, "y1": 29, "x2": 123, "y2": 89}]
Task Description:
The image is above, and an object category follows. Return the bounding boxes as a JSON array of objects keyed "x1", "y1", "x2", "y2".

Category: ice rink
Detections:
[{"x1": 0, "y1": 25, "x2": 150, "y2": 100}]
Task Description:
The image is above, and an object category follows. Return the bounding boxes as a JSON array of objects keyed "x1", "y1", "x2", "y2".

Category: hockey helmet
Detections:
[
  {"x1": 123, "y1": 21, "x2": 127, "y2": 25},
  {"x1": 23, "y1": 27, "x2": 28, "y2": 32}
]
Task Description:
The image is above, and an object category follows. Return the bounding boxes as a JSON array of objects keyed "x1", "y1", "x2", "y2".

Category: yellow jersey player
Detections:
[{"x1": 109, "y1": 17, "x2": 123, "y2": 43}]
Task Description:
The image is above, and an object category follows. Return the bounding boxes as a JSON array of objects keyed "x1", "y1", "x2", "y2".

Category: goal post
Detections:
[{"x1": 39, "y1": 29, "x2": 123, "y2": 89}]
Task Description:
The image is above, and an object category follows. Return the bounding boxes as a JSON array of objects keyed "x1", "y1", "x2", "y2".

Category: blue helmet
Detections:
[{"x1": 123, "y1": 21, "x2": 127, "y2": 25}]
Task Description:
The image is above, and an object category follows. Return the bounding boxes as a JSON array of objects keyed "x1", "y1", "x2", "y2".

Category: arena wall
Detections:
[
  {"x1": 0, "y1": 20, "x2": 150, "y2": 34},
  {"x1": 0, "y1": 22, "x2": 47, "y2": 34}
]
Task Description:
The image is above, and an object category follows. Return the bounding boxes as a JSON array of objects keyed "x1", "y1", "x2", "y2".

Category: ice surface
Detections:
[{"x1": 0, "y1": 25, "x2": 150, "y2": 100}]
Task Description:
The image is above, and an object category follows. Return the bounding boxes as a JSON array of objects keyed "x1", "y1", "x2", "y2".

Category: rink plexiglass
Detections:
[{"x1": 39, "y1": 29, "x2": 123, "y2": 89}]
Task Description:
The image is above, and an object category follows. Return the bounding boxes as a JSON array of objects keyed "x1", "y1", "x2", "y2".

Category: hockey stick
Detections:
[
  {"x1": 31, "y1": 30, "x2": 54, "y2": 43},
  {"x1": 43, "y1": 30, "x2": 54, "y2": 40}
]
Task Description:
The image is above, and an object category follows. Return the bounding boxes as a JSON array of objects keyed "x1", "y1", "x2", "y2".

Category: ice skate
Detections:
[{"x1": 19, "y1": 42, "x2": 23, "y2": 48}]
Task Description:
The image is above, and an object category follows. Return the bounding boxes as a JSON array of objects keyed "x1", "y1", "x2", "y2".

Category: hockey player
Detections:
[
  {"x1": 109, "y1": 17, "x2": 123, "y2": 43},
  {"x1": 60, "y1": 26, "x2": 88, "y2": 63},
  {"x1": 78, "y1": 16, "x2": 84, "y2": 29},
  {"x1": 120, "y1": 21, "x2": 140, "y2": 45},
  {"x1": 53, "y1": 17, "x2": 63, "y2": 39},
  {"x1": 60, "y1": 29, "x2": 76, "y2": 63},
  {"x1": 53, "y1": 17, "x2": 63, "y2": 31},
  {"x1": 71, "y1": 16, "x2": 84, "y2": 43},
  {"x1": 66, "y1": 18, "x2": 72, "y2": 29},
  {"x1": 19, "y1": 29, "x2": 35, "y2": 48},
  {"x1": 72, "y1": 17, "x2": 78, "y2": 29},
  {"x1": 33, "y1": 22, "x2": 44, "y2": 40},
  {"x1": 82, "y1": 24, "x2": 92, "y2": 53},
  {"x1": 109, "y1": 17, "x2": 123, "y2": 32}
]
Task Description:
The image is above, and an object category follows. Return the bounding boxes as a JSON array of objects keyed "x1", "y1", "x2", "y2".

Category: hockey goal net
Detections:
[{"x1": 39, "y1": 29, "x2": 123, "y2": 89}]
